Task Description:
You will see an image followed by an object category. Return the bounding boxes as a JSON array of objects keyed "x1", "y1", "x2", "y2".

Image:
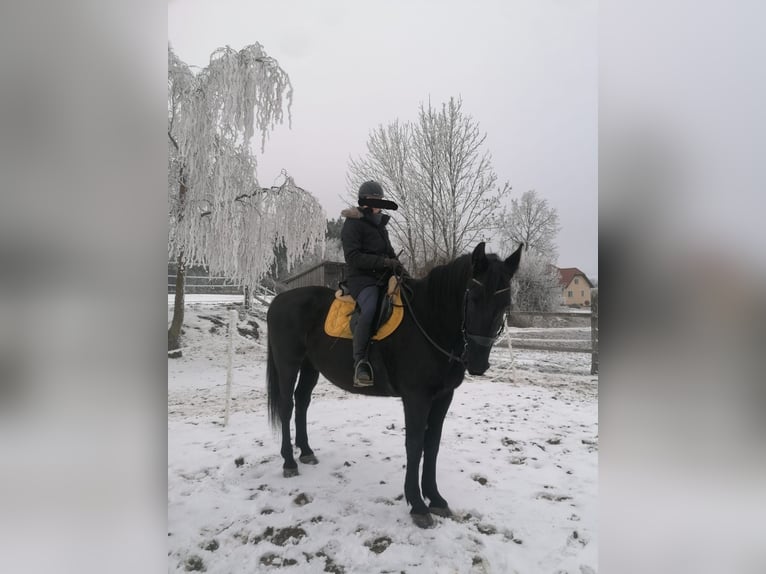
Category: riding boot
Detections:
[{"x1": 352, "y1": 319, "x2": 374, "y2": 387}]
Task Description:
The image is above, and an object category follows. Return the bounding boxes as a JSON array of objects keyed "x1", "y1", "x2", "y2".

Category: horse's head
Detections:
[{"x1": 463, "y1": 241, "x2": 523, "y2": 375}]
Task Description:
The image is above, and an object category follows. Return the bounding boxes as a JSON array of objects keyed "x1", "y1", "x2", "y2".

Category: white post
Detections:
[
  {"x1": 590, "y1": 288, "x2": 598, "y2": 375},
  {"x1": 505, "y1": 313, "x2": 516, "y2": 382},
  {"x1": 224, "y1": 309, "x2": 236, "y2": 426}
]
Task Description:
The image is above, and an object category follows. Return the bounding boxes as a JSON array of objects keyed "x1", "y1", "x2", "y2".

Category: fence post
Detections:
[
  {"x1": 224, "y1": 309, "x2": 236, "y2": 426},
  {"x1": 505, "y1": 311, "x2": 516, "y2": 381},
  {"x1": 590, "y1": 288, "x2": 598, "y2": 375}
]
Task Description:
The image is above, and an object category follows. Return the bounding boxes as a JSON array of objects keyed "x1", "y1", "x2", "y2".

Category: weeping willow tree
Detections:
[{"x1": 168, "y1": 44, "x2": 325, "y2": 356}]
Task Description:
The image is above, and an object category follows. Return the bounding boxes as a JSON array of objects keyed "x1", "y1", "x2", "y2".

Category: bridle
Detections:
[
  {"x1": 398, "y1": 274, "x2": 510, "y2": 366},
  {"x1": 463, "y1": 277, "x2": 510, "y2": 349}
]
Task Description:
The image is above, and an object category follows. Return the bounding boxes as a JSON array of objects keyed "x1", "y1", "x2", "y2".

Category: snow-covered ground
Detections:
[{"x1": 168, "y1": 300, "x2": 598, "y2": 573}]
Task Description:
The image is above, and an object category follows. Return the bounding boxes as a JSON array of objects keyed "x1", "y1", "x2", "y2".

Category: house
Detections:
[
  {"x1": 557, "y1": 267, "x2": 594, "y2": 307},
  {"x1": 283, "y1": 261, "x2": 346, "y2": 291}
]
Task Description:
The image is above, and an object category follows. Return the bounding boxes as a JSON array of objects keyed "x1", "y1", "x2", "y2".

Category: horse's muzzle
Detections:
[
  {"x1": 464, "y1": 335, "x2": 492, "y2": 376},
  {"x1": 466, "y1": 361, "x2": 490, "y2": 376}
]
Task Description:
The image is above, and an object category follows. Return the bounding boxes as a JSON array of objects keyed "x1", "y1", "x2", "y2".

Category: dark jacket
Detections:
[{"x1": 340, "y1": 207, "x2": 397, "y2": 298}]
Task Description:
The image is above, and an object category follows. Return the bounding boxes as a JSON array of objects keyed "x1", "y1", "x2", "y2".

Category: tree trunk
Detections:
[
  {"x1": 168, "y1": 254, "x2": 186, "y2": 358},
  {"x1": 168, "y1": 174, "x2": 187, "y2": 359}
]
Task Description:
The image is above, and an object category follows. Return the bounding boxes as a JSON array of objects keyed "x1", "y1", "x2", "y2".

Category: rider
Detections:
[{"x1": 340, "y1": 180, "x2": 403, "y2": 387}]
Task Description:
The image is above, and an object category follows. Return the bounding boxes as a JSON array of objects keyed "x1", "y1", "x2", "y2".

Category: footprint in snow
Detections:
[
  {"x1": 536, "y1": 492, "x2": 572, "y2": 502},
  {"x1": 331, "y1": 471, "x2": 348, "y2": 484},
  {"x1": 259, "y1": 553, "x2": 297, "y2": 567},
  {"x1": 471, "y1": 474, "x2": 489, "y2": 486},
  {"x1": 567, "y1": 530, "x2": 588, "y2": 547},
  {"x1": 365, "y1": 536, "x2": 392, "y2": 554},
  {"x1": 475, "y1": 523, "x2": 497, "y2": 535},
  {"x1": 293, "y1": 492, "x2": 312, "y2": 506}
]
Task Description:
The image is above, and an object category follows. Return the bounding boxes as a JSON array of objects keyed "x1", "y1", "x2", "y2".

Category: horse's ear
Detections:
[
  {"x1": 505, "y1": 243, "x2": 523, "y2": 275},
  {"x1": 472, "y1": 241, "x2": 488, "y2": 275}
]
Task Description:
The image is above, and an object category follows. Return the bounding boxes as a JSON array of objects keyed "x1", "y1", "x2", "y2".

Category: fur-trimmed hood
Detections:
[{"x1": 341, "y1": 207, "x2": 363, "y2": 219}]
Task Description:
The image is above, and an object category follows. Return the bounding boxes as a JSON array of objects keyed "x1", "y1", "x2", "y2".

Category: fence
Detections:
[
  {"x1": 167, "y1": 274, "x2": 245, "y2": 295},
  {"x1": 505, "y1": 288, "x2": 598, "y2": 374}
]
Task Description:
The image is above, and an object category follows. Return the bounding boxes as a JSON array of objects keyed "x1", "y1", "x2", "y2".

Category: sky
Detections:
[{"x1": 168, "y1": 0, "x2": 598, "y2": 278}]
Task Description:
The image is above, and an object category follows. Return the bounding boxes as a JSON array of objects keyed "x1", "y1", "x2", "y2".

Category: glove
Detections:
[{"x1": 382, "y1": 257, "x2": 404, "y2": 274}]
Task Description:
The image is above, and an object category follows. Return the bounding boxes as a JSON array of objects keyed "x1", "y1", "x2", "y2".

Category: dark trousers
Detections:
[{"x1": 353, "y1": 285, "x2": 380, "y2": 362}]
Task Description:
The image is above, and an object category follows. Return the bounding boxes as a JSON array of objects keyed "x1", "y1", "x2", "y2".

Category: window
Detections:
[
  {"x1": 567, "y1": 290, "x2": 573, "y2": 297},
  {"x1": 574, "y1": 277, "x2": 579, "y2": 284},
  {"x1": 581, "y1": 290, "x2": 584, "y2": 296}
]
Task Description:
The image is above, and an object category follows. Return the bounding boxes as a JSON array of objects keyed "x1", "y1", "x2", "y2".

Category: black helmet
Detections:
[
  {"x1": 357, "y1": 180, "x2": 398, "y2": 211},
  {"x1": 358, "y1": 180, "x2": 384, "y2": 200}
]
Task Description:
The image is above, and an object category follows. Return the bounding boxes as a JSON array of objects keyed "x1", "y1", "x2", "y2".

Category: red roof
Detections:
[{"x1": 557, "y1": 267, "x2": 593, "y2": 288}]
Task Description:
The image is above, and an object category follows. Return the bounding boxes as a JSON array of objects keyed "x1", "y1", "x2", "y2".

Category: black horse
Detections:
[{"x1": 266, "y1": 241, "x2": 523, "y2": 528}]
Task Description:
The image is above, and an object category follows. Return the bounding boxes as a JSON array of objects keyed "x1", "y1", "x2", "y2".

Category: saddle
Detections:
[{"x1": 324, "y1": 276, "x2": 404, "y2": 340}]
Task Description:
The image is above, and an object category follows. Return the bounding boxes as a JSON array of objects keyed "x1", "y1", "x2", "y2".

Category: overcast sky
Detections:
[{"x1": 168, "y1": 0, "x2": 597, "y2": 278}]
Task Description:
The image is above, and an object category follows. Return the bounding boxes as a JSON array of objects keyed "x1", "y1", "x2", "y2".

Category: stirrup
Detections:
[{"x1": 353, "y1": 360, "x2": 374, "y2": 387}]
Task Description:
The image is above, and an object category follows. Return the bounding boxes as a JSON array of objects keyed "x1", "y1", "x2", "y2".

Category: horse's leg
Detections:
[
  {"x1": 402, "y1": 395, "x2": 434, "y2": 528},
  {"x1": 294, "y1": 359, "x2": 319, "y2": 465},
  {"x1": 278, "y1": 361, "x2": 302, "y2": 478},
  {"x1": 421, "y1": 390, "x2": 454, "y2": 516}
]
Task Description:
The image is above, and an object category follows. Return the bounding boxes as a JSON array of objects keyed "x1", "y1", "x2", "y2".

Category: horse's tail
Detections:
[{"x1": 266, "y1": 336, "x2": 281, "y2": 431}]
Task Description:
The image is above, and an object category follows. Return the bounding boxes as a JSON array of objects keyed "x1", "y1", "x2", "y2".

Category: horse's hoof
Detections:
[
  {"x1": 283, "y1": 467, "x2": 299, "y2": 478},
  {"x1": 411, "y1": 512, "x2": 435, "y2": 529},
  {"x1": 429, "y1": 505, "x2": 452, "y2": 517},
  {"x1": 299, "y1": 454, "x2": 318, "y2": 465}
]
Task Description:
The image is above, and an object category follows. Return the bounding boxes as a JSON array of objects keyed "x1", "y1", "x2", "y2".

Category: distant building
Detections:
[
  {"x1": 283, "y1": 261, "x2": 346, "y2": 291},
  {"x1": 557, "y1": 267, "x2": 594, "y2": 307}
]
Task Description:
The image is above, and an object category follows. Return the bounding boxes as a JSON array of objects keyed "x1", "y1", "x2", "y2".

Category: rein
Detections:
[
  {"x1": 397, "y1": 274, "x2": 509, "y2": 365},
  {"x1": 398, "y1": 282, "x2": 465, "y2": 364}
]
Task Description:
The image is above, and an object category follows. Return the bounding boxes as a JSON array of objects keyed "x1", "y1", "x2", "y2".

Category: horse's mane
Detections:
[
  {"x1": 420, "y1": 255, "x2": 471, "y2": 301},
  {"x1": 412, "y1": 252, "x2": 499, "y2": 307}
]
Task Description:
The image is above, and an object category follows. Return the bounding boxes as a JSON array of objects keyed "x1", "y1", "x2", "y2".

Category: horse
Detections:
[{"x1": 265, "y1": 241, "x2": 523, "y2": 528}]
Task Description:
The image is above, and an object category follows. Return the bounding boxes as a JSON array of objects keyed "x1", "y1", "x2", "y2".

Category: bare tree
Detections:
[
  {"x1": 347, "y1": 97, "x2": 506, "y2": 275},
  {"x1": 498, "y1": 190, "x2": 562, "y2": 313},
  {"x1": 168, "y1": 44, "x2": 325, "y2": 356},
  {"x1": 345, "y1": 121, "x2": 420, "y2": 265},
  {"x1": 500, "y1": 190, "x2": 561, "y2": 260}
]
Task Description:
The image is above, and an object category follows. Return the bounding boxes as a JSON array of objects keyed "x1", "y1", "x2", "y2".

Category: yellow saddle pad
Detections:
[{"x1": 324, "y1": 290, "x2": 404, "y2": 340}]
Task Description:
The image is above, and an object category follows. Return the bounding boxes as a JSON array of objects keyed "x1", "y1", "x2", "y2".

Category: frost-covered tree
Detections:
[
  {"x1": 269, "y1": 218, "x2": 344, "y2": 281},
  {"x1": 347, "y1": 97, "x2": 506, "y2": 276},
  {"x1": 498, "y1": 190, "x2": 562, "y2": 314},
  {"x1": 168, "y1": 44, "x2": 325, "y2": 355},
  {"x1": 321, "y1": 216, "x2": 344, "y2": 263},
  {"x1": 511, "y1": 250, "x2": 563, "y2": 313},
  {"x1": 499, "y1": 190, "x2": 561, "y2": 261}
]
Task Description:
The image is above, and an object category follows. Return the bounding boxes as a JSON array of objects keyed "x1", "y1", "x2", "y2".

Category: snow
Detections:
[
  {"x1": 172, "y1": 294, "x2": 246, "y2": 304},
  {"x1": 169, "y1": 300, "x2": 598, "y2": 573}
]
